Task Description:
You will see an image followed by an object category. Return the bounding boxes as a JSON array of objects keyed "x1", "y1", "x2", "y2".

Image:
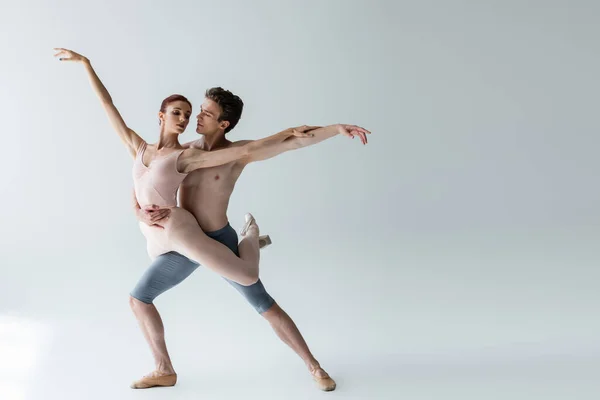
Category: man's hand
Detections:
[
  {"x1": 336, "y1": 124, "x2": 371, "y2": 145},
  {"x1": 135, "y1": 205, "x2": 171, "y2": 229}
]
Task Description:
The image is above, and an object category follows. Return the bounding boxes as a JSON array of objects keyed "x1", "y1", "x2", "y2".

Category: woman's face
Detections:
[{"x1": 160, "y1": 100, "x2": 192, "y2": 134}]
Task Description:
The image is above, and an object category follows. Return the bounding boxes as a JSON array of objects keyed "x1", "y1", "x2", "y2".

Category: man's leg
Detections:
[
  {"x1": 261, "y1": 302, "x2": 336, "y2": 391},
  {"x1": 129, "y1": 298, "x2": 175, "y2": 372},
  {"x1": 206, "y1": 224, "x2": 336, "y2": 391},
  {"x1": 129, "y1": 251, "x2": 199, "y2": 389}
]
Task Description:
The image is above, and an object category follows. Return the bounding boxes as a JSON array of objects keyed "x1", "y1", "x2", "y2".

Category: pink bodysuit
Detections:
[
  {"x1": 133, "y1": 141, "x2": 197, "y2": 259},
  {"x1": 132, "y1": 141, "x2": 188, "y2": 209}
]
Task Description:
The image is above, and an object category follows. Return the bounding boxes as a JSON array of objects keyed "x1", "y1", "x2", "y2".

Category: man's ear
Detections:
[{"x1": 220, "y1": 120, "x2": 230, "y2": 131}]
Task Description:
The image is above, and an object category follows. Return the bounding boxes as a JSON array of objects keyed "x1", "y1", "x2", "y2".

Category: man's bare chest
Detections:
[{"x1": 182, "y1": 162, "x2": 242, "y2": 193}]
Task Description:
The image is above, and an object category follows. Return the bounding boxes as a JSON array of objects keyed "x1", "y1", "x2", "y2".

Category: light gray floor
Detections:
[
  {"x1": 2, "y1": 229, "x2": 598, "y2": 400},
  {"x1": 2, "y1": 1, "x2": 599, "y2": 399}
]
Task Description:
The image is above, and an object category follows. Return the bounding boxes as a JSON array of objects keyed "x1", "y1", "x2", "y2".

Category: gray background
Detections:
[{"x1": 0, "y1": 0, "x2": 598, "y2": 399}]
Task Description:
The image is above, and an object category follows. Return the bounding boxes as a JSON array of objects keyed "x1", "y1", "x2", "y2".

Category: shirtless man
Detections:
[{"x1": 129, "y1": 87, "x2": 370, "y2": 391}]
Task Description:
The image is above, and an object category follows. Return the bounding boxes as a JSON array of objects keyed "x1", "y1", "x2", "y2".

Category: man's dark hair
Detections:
[{"x1": 205, "y1": 87, "x2": 244, "y2": 134}]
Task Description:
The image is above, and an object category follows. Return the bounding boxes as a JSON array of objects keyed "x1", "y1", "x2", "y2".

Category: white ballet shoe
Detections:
[
  {"x1": 239, "y1": 213, "x2": 256, "y2": 236},
  {"x1": 240, "y1": 213, "x2": 272, "y2": 249},
  {"x1": 259, "y1": 235, "x2": 272, "y2": 249}
]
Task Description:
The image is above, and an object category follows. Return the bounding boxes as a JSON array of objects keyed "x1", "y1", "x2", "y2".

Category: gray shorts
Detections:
[{"x1": 130, "y1": 223, "x2": 276, "y2": 314}]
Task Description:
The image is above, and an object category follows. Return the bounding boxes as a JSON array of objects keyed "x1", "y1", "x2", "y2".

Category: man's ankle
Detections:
[
  {"x1": 307, "y1": 361, "x2": 322, "y2": 373},
  {"x1": 156, "y1": 364, "x2": 175, "y2": 375}
]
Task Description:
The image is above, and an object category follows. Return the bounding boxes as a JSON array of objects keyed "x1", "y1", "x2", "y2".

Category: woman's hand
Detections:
[
  {"x1": 53, "y1": 47, "x2": 144, "y2": 158},
  {"x1": 53, "y1": 48, "x2": 89, "y2": 64},
  {"x1": 290, "y1": 125, "x2": 319, "y2": 138}
]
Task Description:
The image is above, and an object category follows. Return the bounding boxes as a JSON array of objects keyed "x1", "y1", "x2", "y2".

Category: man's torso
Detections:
[{"x1": 178, "y1": 139, "x2": 248, "y2": 232}]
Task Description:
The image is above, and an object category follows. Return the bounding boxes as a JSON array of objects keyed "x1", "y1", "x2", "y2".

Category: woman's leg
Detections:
[{"x1": 161, "y1": 208, "x2": 261, "y2": 286}]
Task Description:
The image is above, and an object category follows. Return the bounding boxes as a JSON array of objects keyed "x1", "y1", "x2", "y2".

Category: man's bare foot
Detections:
[
  {"x1": 130, "y1": 370, "x2": 177, "y2": 389},
  {"x1": 310, "y1": 365, "x2": 336, "y2": 391}
]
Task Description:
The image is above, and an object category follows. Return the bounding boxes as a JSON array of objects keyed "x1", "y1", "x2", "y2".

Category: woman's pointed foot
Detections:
[
  {"x1": 240, "y1": 213, "x2": 258, "y2": 237},
  {"x1": 259, "y1": 235, "x2": 272, "y2": 249},
  {"x1": 240, "y1": 213, "x2": 272, "y2": 249}
]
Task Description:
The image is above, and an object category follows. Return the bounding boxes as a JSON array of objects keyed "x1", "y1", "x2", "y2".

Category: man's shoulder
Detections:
[
  {"x1": 229, "y1": 139, "x2": 253, "y2": 148},
  {"x1": 223, "y1": 140, "x2": 252, "y2": 169},
  {"x1": 183, "y1": 138, "x2": 204, "y2": 149}
]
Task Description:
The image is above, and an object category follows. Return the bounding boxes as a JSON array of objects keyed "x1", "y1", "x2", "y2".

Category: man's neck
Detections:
[{"x1": 200, "y1": 131, "x2": 230, "y2": 152}]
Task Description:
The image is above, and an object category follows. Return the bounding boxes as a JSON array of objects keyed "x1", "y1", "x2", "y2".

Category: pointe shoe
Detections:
[
  {"x1": 239, "y1": 213, "x2": 256, "y2": 236},
  {"x1": 130, "y1": 372, "x2": 177, "y2": 389},
  {"x1": 240, "y1": 214, "x2": 273, "y2": 249},
  {"x1": 311, "y1": 367, "x2": 336, "y2": 391},
  {"x1": 259, "y1": 235, "x2": 272, "y2": 249}
]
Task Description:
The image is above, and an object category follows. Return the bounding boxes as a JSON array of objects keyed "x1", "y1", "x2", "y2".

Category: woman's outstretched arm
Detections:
[{"x1": 54, "y1": 48, "x2": 144, "y2": 157}]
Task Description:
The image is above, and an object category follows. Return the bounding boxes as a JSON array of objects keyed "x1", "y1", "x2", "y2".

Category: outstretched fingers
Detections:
[
  {"x1": 346, "y1": 125, "x2": 371, "y2": 145},
  {"x1": 52, "y1": 48, "x2": 85, "y2": 62}
]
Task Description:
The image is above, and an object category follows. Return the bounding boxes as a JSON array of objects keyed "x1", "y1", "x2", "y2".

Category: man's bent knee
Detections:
[
  {"x1": 260, "y1": 302, "x2": 280, "y2": 318},
  {"x1": 239, "y1": 273, "x2": 259, "y2": 287},
  {"x1": 129, "y1": 295, "x2": 152, "y2": 311}
]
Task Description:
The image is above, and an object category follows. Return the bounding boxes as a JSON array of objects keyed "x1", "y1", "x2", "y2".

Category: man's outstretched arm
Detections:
[{"x1": 241, "y1": 124, "x2": 370, "y2": 164}]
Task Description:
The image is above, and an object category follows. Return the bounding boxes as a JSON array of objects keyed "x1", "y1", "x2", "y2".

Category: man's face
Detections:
[{"x1": 196, "y1": 98, "x2": 226, "y2": 136}]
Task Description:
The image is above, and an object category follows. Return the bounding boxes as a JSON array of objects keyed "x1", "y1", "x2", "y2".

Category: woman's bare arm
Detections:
[{"x1": 54, "y1": 48, "x2": 144, "y2": 158}]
